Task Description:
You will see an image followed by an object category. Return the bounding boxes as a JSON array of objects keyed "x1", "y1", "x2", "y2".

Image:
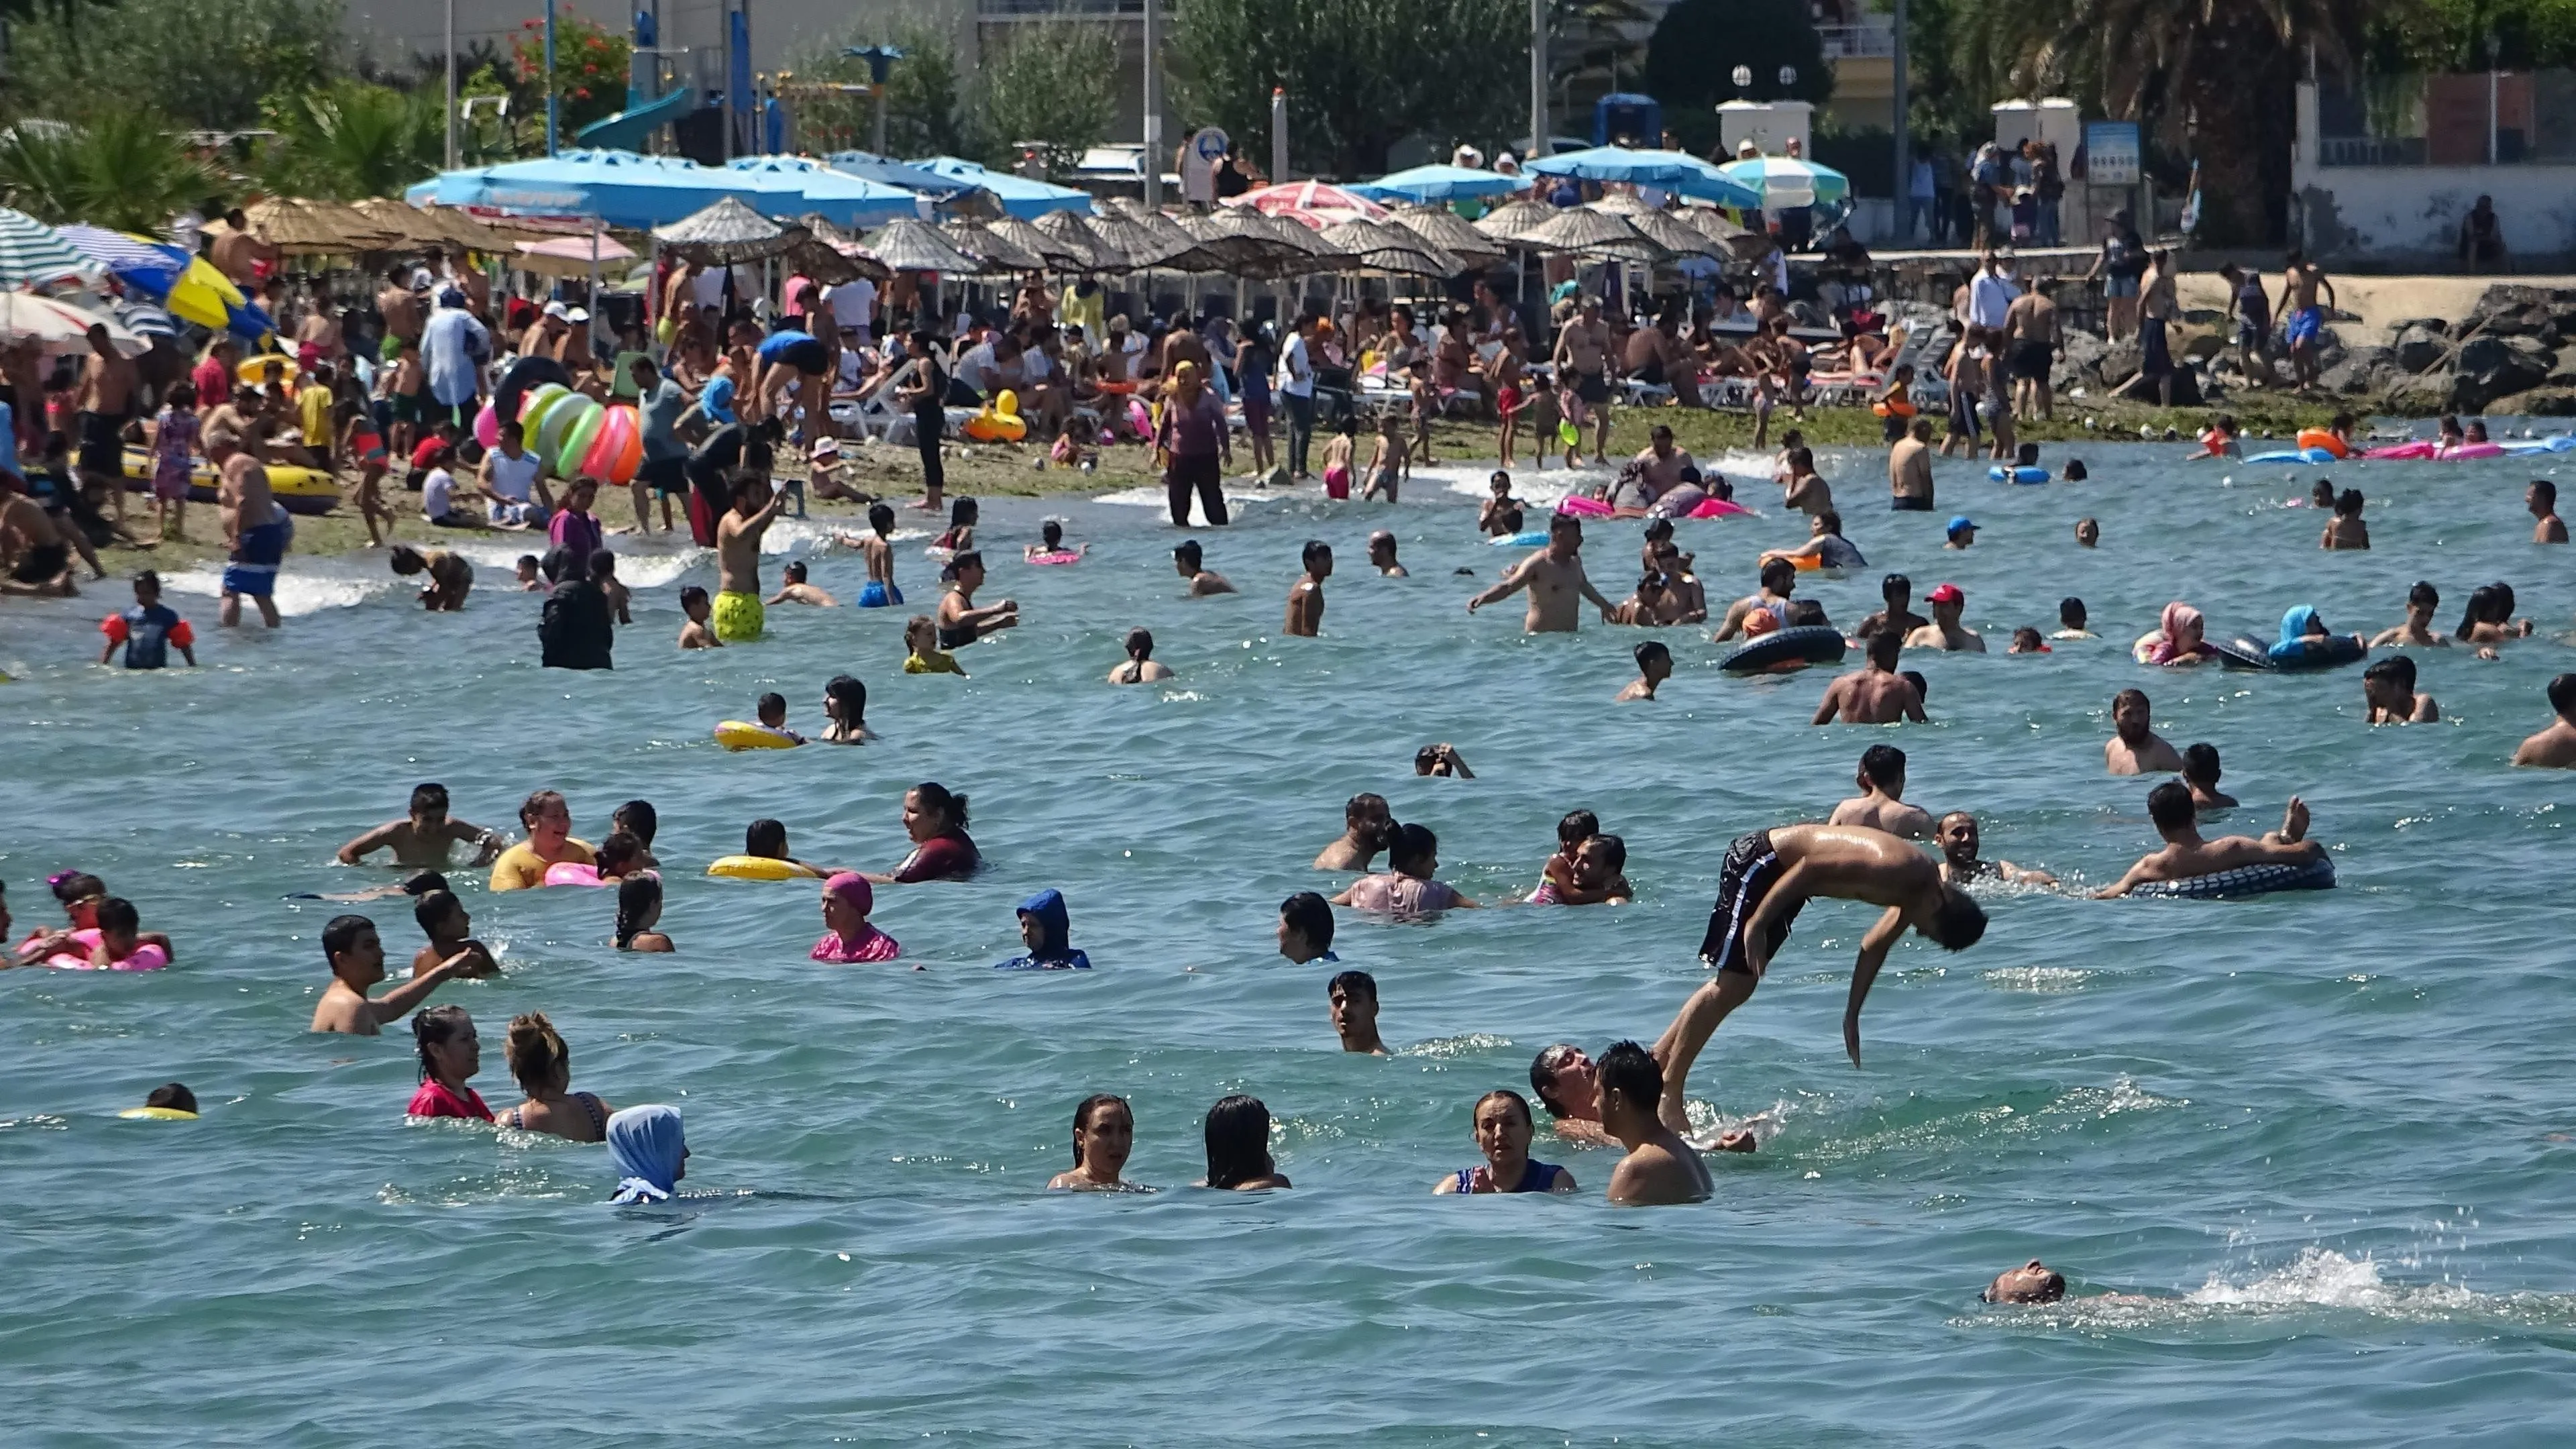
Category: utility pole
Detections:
[
  {"x1": 1142, "y1": 0, "x2": 1162, "y2": 206},
  {"x1": 1528, "y1": 0, "x2": 1548, "y2": 157},
  {"x1": 444, "y1": 0, "x2": 458, "y2": 168},
  {"x1": 544, "y1": 0, "x2": 559, "y2": 155},
  {"x1": 1891, "y1": 0, "x2": 1908, "y2": 240}
]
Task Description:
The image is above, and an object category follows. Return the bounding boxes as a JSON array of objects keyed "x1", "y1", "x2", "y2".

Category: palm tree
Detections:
[
  {"x1": 0, "y1": 111, "x2": 222, "y2": 231},
  {"x1": 258, "y1": 82, "x2": 446, "y2": 201},
  {"x1": 1949, "y1": 0, "x2": 2381, "y2": 245}
]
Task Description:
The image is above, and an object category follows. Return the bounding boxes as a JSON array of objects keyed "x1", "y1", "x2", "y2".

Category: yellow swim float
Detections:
[
  {"x1": 706, "y1": 855, "x2": 825, "y2": 881},
  {"x1": 713, "y1": 720, "x2": 802, "y2": 751},
  {"x1": 119, "y1": 1106, "x2": 199, "y2": 1120}
]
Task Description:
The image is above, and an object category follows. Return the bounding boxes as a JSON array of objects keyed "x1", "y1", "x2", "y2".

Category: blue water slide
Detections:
[{"x1": 575, "y1": 87, "x2": 697, "y2": 153}]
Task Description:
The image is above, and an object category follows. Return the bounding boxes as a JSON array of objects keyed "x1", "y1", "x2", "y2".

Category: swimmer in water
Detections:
[
  {"x1": 1173, "y1": 538, "x2": 1235, "y2": 596},
  {"x1": 766, "y1": 559, "x2": 838, "y2": 608},
  {"x1": 2106, "y1": 688, "x2": 2186, "y2": 774},
  {"x1": 1108, "y1": 627, "x2": 1173, "y2": 684},
  {"x1": 1813, "y1": 629, "x2": 1927, "y2": 724},
  {"x1": 2320, "y1": 488, "x2": 2369, "y2": 549},
  {"x1": 678, "y1": 586, "x2": 722, "y2": 650},
  {"x1": 821, "y1": 675, "x2": 875, "y2": 744},
  {"x1": 1330, "y1": 969, "x2": 1387, "y2": 1055},
  {"x1": 934, "y1": 551, "x2": 1018, "y2": 648},
  {"x1": 2363, "y1": 655, "x2": 2438, "y2": 723},
  {"x1": 2008, "y1": 627, "x2": 2049, "y2": 654},
  {"x1": 2512, "y1": 674, "x2": 2576, "y2": 767},
  {"x1": 1933, "y1": 812, "x2": 2059, "y2": 887},
  {"x1": 1024, "y1": 518, "x2": 1087, "y2": 562},
  {"x1": 1828, "y1": 744, "x2": 1931, "y2": 839},
  {"x1": 1048, "y1": 1094, "x2": 1135, "y2": 1191},
  {"x1": 1278, "y1": 890, "x2": 1338, "y2": 963},
  {"x1": 612, "y1": 800, "x2": 661, "y2": 870},
  {"x1": 2302, "y1": 478, "x2": 2335, "y2": 511},
  {"x1": 753, "y1": 692, "x2": 806, "y2": 743},
  {"x1": 1982, "y1": 1260, "x2": 2068, "y2": 1304},
  {"x1": 337, "y1": 784, "x2": 507, "y2": 868},
  {"x1": 1466, "y1": 513, "x2": 1615, "y2": 634},
  {"x1": 2092, "y1": 784, "x2": 2326, "y2": 898},
  {"x1": 2075, "y1": 517, "x2": 2100, "y2": 547},
  {"x1": 515, "y1": 555, "x2": 544, "y2": 590},
  {"x1": 614, "y1": 875, "x2": 674, "y2": 953},
  {"x1": 1197, "y1": 1095, "x2": 1292, "y2": 1191},
  {"x1": 1854, "y1": 572, "x2": 1928, "y2": 643},
  {"x1": 1598, "y1": 1040, "x2": 1713, "y2": 1205},
  {"x1": 1904, "y1": 582, "x2": 1984, "y2": 651},
  {"x1": 1671, "y1": 822, "x2": 1988, "y2": 1069},
  {"x1": 1330, "y1": 822, "x2": 1479, "y2": 914},
  {"x1": 743, "y1": 817, "x2": 848, "y2": 878},
  {"x1": 388, "y1": 543, "x2": 473, "y2": 611},
  {"x1": 409, "y1": 888, "x2": 500, "y2": 979},
  {"x1": 1414, "y1": 743, "x2": 1473, "y2": 778},
  {"x1": 2182, "y1": 743, "x2": 2237, "y2": 811},
  {"x1": 837, "y1": 502, "x2": 904, "y2": 607},
  {"x1": 1313, "y1": 792, "x2": 1392, "y2": 871},
  {"x1": 2369, "y1": 580, "x2": 2448, "y2": 648},
  {"x1": 1432, "y1": 1089, "x2": 1576, "y2": 1195},
  {"x1": 1713, "y1": 558, "x2": 1799, "y2": 642},
  {"x1": 812, "y1": 872, "x2": 902, "y2": 962},
  {"x1": 1479, "y1": 472, "x2": 1526, "y2": 536},
  {"x1": 1617, "y1": 639, "x2": 1672, "y2": 700},
  {"x1": 1285, "y1": 539, "x2": 1331, "y2": 636},
  {"x1": 290, "y1": 869, "x2": 447, "y2": 904},
  {"x1": 308, "y1": 914, "x2": 485, "y2": 1035},
  {"x1": 1366, "y1": 529, "x2": 1407, "y2": 578},
  {"x1": 903, "y1": 614, "x2": 967, "y2": 676},
  {"x1": 1530, "y1": 832, "x2": 1630, "y2": 906},
  {"x1": 2531, "y1": 479, "x2": 2569, "y2": 543},
  {"x1": 492, "y1": 1012, "x2": 614, "y2": 1141},
  {"x1": 2053, "y1": 596, "x2": 2095, "y2": 640}
]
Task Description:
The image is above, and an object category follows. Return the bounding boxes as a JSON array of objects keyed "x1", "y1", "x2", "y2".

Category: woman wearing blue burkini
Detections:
[
  {"x1": 606, "y1": 1105, "x2": 688, "y2": 1205},
  {"x1": 996, "y1": 890, "x2": 1089, "y2": 970},
  {"x1": 2267, "y1": 605, "x2": 2363, "y2": 665}
]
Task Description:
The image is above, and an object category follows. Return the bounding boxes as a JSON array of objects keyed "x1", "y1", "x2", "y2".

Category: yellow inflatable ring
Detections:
[
  {"x1": 962, "y1": 411, "x2": 1027, "y2": 443},
  {"x1": 237, "y1": 354, "x2": 300, "y2": 384},
  {"x1": 712, "y1": 720, "x2": 802, "y2": 751},
  {"x1": 706, "y1": 855, "x2": 822, "y2": 881},
  {"x1": 119, "y1": 1106, "x2": 199, "y2": 1120}
]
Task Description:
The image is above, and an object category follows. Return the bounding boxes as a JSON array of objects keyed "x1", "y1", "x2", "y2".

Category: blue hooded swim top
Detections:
[
  {"x1": 2267, "y1": 604, "x2": 2324, "y2": 661},
  {"x1": 996, "y1": 888, "x2": 1089, "y2": 970}
]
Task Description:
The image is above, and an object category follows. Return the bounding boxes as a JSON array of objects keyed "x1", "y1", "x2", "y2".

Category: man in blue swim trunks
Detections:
[
  {"x1": 2093, "y1": 784, "x2": 2325, "y2": 898},
  {"x1": 2276, "y1": 250, "x2": 2337, "y2": 392},
  {"x1": 212, "y1": 425, "x2": 287, "y2": 629}
]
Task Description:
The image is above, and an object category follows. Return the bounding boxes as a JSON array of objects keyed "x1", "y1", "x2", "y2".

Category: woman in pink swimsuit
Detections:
[{"x1": 1332, "y1": 823, "x2": 1479, "y2": 917}]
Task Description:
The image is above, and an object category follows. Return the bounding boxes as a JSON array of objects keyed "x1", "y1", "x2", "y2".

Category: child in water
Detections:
[
  {"x1": 515, "y1": 555, "x2": 546, "y2": 591},
  {"x1": 903, "y1": 614, "x2": 967, "y2": 676},
  {"x1": 99, "y1": 570, "x2": 196, "y2": 669},
  {"x1": 1320, "y1": 417, "x2": 1356, "y2": 500},
  {"x1": 1479, "y1": 472, "x2": 1525, "y2": 537},
  {"x1": 1362, "y1": 413, "x2": 1410, "y2": 502},
  {"x1": 2321, "y1": 488, "x2": 2370, "y2": 549},
  {"x1": 932, "y1": 496, "x2": 977, "y2": 553},
  {"x1": 614, "y1": 875, "x2": 674, "y2": 953},
  {"x1": 678, "y1": 585, "x2": 721, "y2": 650},
  {"x1": 1024, "y1": 518, "x2": 1086, "y2": 562},
  {"x1": 410, "y1": 889, "x2": 500, "y2": 979},
  {"x1": 2008, "y1": 627, "x2": 2051, "y2": 654},
  {"x1": 1531, "y1": 810, "x2": 1633, "y2": 904},
  {"x1": 754, "y1": 692, "x2": 806, "y2": 743},
  {"x1": 767, "y1": 559, "x2": 837, "y2": 607}
]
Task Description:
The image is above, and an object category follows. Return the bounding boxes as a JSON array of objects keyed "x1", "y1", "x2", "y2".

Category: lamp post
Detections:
[
  {"x1": 1528, "y1": 0, "x2": 1548, "y2": 158},
  {"x1": 544, "y1": 0, "x2": 559, "y2": 156},
  {"x1": 1142, "y1": 0, "x2": 1163, "y2": 205},
  {"x1": 443, "y1": 0, "x2": 458, "y2": 168},
  {"x1": 1892, "y1": 0, "x2": 1909, "y2": 241},
  {"x1": 843, "y1": 45, "x2": 903, "y2": 154}
]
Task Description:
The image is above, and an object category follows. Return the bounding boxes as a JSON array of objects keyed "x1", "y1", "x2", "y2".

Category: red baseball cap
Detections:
[{"x1": 1927, "y1": 583, "x2": 1964, "y2": 604}]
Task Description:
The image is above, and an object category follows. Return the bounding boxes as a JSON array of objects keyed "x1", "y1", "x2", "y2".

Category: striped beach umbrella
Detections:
[
  {"x1": 0, "y1": 206, "x2": 98, "y2": 288},
  {"x1": 1717, "y1": 156, "x2": 1851, "y2": 210},
  {"x1": 56, "y1": 224, "x2": 189, "y2": 288},
  {"x1": 115, "y1": 300, "x2": 178, "y2": 339}
]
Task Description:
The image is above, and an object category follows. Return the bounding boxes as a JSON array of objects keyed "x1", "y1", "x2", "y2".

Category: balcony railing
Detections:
[
  {"x1": 1816, "y1": 21, "x2": 1894, "y2": 59},
  {"x1": 980, "y1": 0, "x2": 1140, "y2": 16}
]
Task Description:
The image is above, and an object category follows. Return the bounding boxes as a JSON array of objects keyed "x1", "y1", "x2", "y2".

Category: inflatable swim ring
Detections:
[
  {"x1": 1871, "y1": 398, "x2": 1917, "y2": 419},
  {"x1": 541, "y1": 861, "x2": 604, "y2": 888},
  {"x1": 1988, "y1": 465, "x2": 2050, "y2": 484},
  {"x1": 1688, "y1": 497, "x2": 1751, "y2": 519},
  {"x1": 1026, "y1": 549, "x2": 1081, "y2": 566},
  {"x1": 1719, "y1": 625, "x2": 1846, "y2": 674},
  {"x1": 2243, "y1": 446, "x2": 2340, "y2": 466},
  {"x1": 2502, "y1": 434, "x2": 2576, "y2": 455},
  {"x1": 40, "y1": 927, "x2": 170, "y2": 971},
  {"x1": 2130, "y1": 855, "x2": 2336, "y2": 900},
  {"x1": 124, "y1": 448, "x2": 339, "y2": 516},
  {"x1": 713, "y1": 720, "x2": 802, "y2": 751},
  {"x1": 706, "y1": 855, "x2": 824, "y2": 881},
  {"x1": 1492, "y1": 529, "x2": 1550, "y2": 547},
  {"x1": 2212, "y1": 635, "x2": 2367, "y2": 673},
  {"x1": 2294, "y1": 428, "x2": 2351, "y2": 458},
  {"x1": 119, "y1": 1106, "x2": 199, "y2": 1120},
  {"x1": 2362, "y1": 439, "x2": 2434, "y2": 460},
  {"x1": 2444, "y1": 442, "x2": 2506, "y2": 460},
  {"x1": 237, "y1": 354, "x2": 299, "y2": 384},
  {"x1": 1554, "y1": 494, "x2": 1615, "y2": 518},
  {"x1": 963, "y1": 409, "x2": 1027, "y2": 443}
]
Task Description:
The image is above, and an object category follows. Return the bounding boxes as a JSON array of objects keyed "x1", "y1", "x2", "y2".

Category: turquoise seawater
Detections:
[{"x1": 3, "y1": 441, "x2": 2572, "y2": 1446}]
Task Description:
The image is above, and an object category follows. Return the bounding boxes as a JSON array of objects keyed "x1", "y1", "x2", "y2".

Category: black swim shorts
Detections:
[
  {"x1": 1698, "y1": 829, "x2": 1801, "y2": 977},
  {"x1": 1574, "y1": 371, "x2": 1611, "y2": 407}
]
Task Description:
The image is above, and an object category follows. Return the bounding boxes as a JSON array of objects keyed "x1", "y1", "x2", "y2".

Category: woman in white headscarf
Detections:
[{"x1": 606, "y1": 1104, "x2": 688, "y2": 1205}]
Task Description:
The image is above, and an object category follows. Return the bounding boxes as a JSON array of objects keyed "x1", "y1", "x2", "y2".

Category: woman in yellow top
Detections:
[{"x1": 489, "y1": 789, "x2": 596, "y2": 891}]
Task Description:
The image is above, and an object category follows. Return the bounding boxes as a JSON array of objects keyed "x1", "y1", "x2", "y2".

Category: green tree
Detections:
[
  {"x1": 256, "y1": 80, "x2": 445, "y2": 201},
  {"x1": 1173, "y1": 0, "x2": 1526, "y2": 178},
  {"x1": 0, "y1": 110, "x2": 223, "y2": 229},
  {"x1": 784, "y1": 14, "x2": 977, "y2": 158},
  {"x1": 1943, "y1": 0, "x2": 2381, "y2": 245},
  {"x1": 2, "y1": 0, "x2": 341, "y2": 132},
  {"x1": 979, "y1": 19, "x2": 1120, "y2": 179},
  {"x1": 1642, "y1": 0, "x2": 1832, "y2": 156}
]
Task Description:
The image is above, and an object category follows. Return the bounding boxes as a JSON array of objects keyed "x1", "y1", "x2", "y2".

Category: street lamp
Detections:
[
  {"x1": 1778, "y1": 65, "x2": 1797, "y2": 90},
  {"x1": 1731, "y1": 64, "x2": 1752, "y2": 91},
  {"x1": 841, "y1": 45, "x2": 904, "y2": 154}
]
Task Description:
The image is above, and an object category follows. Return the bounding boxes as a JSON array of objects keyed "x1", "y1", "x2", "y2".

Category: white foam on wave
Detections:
[
  {"x1": 1966, "y1": 1246, "x2": 2576, "y2": 1336},
  {"x1": 1091, "y1": 482, "x2": 1278, "y2": 510},
  {"x1": 156, "y1": 565, "x2": 395, "y2": 617}
]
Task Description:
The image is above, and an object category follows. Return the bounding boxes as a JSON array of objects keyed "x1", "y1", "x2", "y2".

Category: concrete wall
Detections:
[{"x1": 2292, "y1": 80, "x2": 2576, "y2": 264}]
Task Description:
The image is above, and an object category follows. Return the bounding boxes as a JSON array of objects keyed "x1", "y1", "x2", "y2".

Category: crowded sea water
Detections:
[{"x1": 5, "y1": 426, "x2": 2574, "y2": 1441}]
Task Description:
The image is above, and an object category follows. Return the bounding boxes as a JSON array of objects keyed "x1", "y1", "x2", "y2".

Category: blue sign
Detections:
[{"x1": 2085, "y1": 121, "x2": 2141, "y2": 186}]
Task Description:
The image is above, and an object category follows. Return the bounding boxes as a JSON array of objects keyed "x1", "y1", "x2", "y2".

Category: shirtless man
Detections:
[
  {"x1": 1854, "y1": 573, "x2": 1930, "y2": 641},
  {"x1": 213, "y1": 426, "x2": 284, "y2": 629},
  {"x1": 1813, "y1": 630, "x2": 1927, "y2": 724},
  {"x1": 712, "y1": 472, "x2": 782, "y2": 642},
  {"x1": 1174, "y1": 539, "x2": 1235, "y2": 596},
  {"x1": 2361, "y1": 655, "x2": 2438, "y2": 723},
  {"x1": 837, "y1": 502, "x2": 902, "y2": 608},
  {"x1": 1673, "y1": 822, "x2": 1987, "y2": 1070},
  {"x1": 1313, "y1": 792, "x2": 1392, "y2": 871},
  {"x1": 2092, "y1": 786, "x2": 2326, "y2": 897},
  {"x1": 2137, "y1": 249, "x2": 2181, "y2": 408},
  {"x1": 1466, "y1": 512, "x2": 1614, "y2": 633},
  {"x1": 1828, "y1": 744, "x2": 1931, "y2": 838},
  {"x1": 376, "y1": 265, "x2": 424, "y2": 362},
  {"x1": 2369, "y1": 580, "x2": 2448, "y2": 648},
  {"x1": 209, "y1": 208, "x2": 276, "y2": 287},
  {"x1": 1888, "y1": 417, "x2": 1936, "y2": 511},
  {"x1": 2276, "y1": 249, "x2": 2337, "y2": 392},
  {"x1": 74, "y1": 324, "x2": 140, "y2": 523},
  {"x1": 1904, "y1": 582, "x2": 1983, "y2": 652},
  {"x1": 1285, "y1": 539, "x2": 1332, "y2": 636},
  {"x1": 1597, "y1": 1040, "x2": 1713, "y2": 1206},
  {"x1": 0, "y1": 480, "x2": 75, "y2": 596},
  {"x1": 766, "y1": 559, "x2": 838, "y2": 608},
  {"x1": 1999, "y1": 286, "x2": 2061, "y2": 422},
  {"x1": 1712, "y1": 558, "x2": 1799, "y2": 642},
  {"x1": 1159, "y1": 321, "x2": 1211, "y2": 382},
  {"x1": 309, "y1": 914, "x2": 484, "y2": 1035},
  {"x1": 337, "y1": 783, "x2": 505, "y2": 867},
  {"x1": 1366, "y1": 530, "x2": 1408, "y2": 578},
  {"x1": 1933, "y1": 811, "x2": 2057, "y2": 887},
  {"x1": 2512, "y1": 674, "x2": 2576, "y2": 767},
  {"x1": 1552, "y1": 296, "x2": 1615, "y2": 464},
  {"x1": 2181, "y1": 743, "x2": 2237, "y2": 811},
  {"x1": 2530, "y1": 479, "x2": 2569, "y2": 543},
  {"x1": 2104, "y1": 687, "x2": 2185, "y2": 774},
  {"x1": 1529, "y1": 1002, "x2": 1761, "y2": 1157}
]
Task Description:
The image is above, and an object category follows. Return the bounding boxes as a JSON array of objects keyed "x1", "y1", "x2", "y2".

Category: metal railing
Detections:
[
  {"x1": 979, "y1": 0, "x2": 1140, "y2": 17},
  {"x1": 1816, "y1": 21, "x2": 1895, "y2": 59}
]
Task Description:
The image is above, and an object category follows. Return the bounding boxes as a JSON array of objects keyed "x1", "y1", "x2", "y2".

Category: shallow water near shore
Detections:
[{"x1": 3, "y1": 439, "x2": 2573, "y2": 1446}]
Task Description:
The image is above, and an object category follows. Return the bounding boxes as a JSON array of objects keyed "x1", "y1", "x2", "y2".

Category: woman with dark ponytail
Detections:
[
  {"x1": 1046, "y1": 1094, "x2": 1134, "y2": 1191},
  {"x1": 865, "y1": 782, "x2": 979, "y2": 883},
  {"x1": 614, "y1": 875, "x2": 672, "y2": 952},
  {"x1": 406, "y1": 1005, "x2": 494, "y2": 1122}
]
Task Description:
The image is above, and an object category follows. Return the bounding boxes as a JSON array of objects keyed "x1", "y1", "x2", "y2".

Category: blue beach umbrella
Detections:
[
  {"x1": 909, "y1": 157, "x2": 1094, "y2": 219},
  {"x1": 723, "y1": 155, "x2": 926, "y2": 227},
  {"x1": 418, "y1": 149, "x2": 770, "y2": 231},
  {"x1": 1523, "y1": 146, "x2": 1762, "y2": 210},
  {"x1": 1348, "y1": 164, "x2": 1532, "y2": 205},
  {"x1": 822, "y1": 150, "x2": 972, "y2": 200}
]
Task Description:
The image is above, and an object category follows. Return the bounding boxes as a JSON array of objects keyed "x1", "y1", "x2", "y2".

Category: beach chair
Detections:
[{"x1": 829, "y1": 358, "x2": 918, "y2": 442}]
